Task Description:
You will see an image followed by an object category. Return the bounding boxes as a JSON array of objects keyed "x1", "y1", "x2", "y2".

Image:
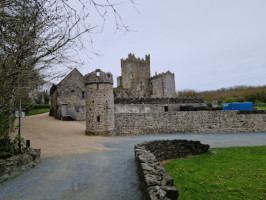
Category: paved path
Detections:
[{"x1": 1, "y1": 114, "x2": 266, "y2": 200}]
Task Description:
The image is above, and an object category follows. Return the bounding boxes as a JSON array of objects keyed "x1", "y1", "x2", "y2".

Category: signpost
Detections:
[{"x1": 15, "y1": 100, "x2": 25, "y2": 153}]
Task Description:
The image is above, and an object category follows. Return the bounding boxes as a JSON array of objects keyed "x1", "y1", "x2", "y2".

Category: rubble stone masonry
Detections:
[
  {"x1": 84, "y1": 69, "x2": 115, "y2": 136},
  {"x1": 115, "y1": 111, "x2": 266, "y2": 135}
]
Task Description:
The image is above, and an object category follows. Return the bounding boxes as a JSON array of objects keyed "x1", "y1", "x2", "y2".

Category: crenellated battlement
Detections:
[
  {"x1": 121, "y1": 53, "x2": 150, "y2": 65},
  {"x1": 150, "y1": 70, "x2": 175, "y2": 80}
]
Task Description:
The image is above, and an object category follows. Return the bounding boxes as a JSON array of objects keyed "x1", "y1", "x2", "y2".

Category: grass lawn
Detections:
[
  {"x1": 163, "y1": 146, "x2": 266, "y2": 200},
  {"x1": 257, "y1": 106, "x2": 266, "y2": 110},
  {"x1": 26, "y1": 108, "x2": 50, "y2": 116}
]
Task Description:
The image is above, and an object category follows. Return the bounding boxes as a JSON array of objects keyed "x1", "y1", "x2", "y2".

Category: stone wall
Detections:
[
  {"x1": 114, "y1": 97, "x2": 204, "y2": 104},
  {"x1": 115, "y1": 104, "x2": 208, "y2": 114},
  {"x1": 115, "y1": 111, "x2": 266, "y2": 135},
  {"x1": 135, "y1": 140, "x2": 210, "y2": 200},
  {"x1": 0, "y1": 149, "x2": 41, "y2": 183},
  {"x1": 115, "y1": 104, "x2": 177, "y2": 113}
]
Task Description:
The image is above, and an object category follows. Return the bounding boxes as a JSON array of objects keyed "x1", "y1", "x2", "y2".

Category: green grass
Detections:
[
  {"x1": 26, "y1": 108, "x2": 50, "y2": 116},
  {"x1": 257, "y1": 106, "x2": 266, "y2": 110},
  {"x1": 163, "y1": 146, "x2": 266, "y2": 200}
]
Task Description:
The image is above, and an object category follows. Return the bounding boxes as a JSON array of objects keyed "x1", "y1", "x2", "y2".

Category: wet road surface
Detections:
[{"x1": 0, "y1": 133, "x2": 266, "y2": 200}]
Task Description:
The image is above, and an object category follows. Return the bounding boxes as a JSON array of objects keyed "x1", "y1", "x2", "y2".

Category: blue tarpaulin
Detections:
[{"x1": 222, "y1": 102, "x2": 253, "y2": 111}]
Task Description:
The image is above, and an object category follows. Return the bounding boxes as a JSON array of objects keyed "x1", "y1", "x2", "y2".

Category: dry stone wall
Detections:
[
  {"x1": 135, "y1": 140, "x2": 209, "y2": 200},
  {"x1": 115, "y1": 111, "x2": 266, "y2": 135},
  {"x1": 0, "y1": 149, "x2": 41, "y2": 183}
]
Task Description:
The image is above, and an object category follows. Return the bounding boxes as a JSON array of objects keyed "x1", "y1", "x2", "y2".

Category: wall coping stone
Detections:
[{"x1": 135, "y1": 140, "x2": 210, "y2": 200}]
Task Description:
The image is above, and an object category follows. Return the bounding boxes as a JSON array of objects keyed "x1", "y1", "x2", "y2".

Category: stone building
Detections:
[
  {"x1": 115, "y1": 53, "x2": 176, "y2": 98},
  {"x1": 150, "y1": 71, "x2": 176, "y2": 98},
  {"x1": 84, "y1": 69, "x2": 115, "y2": 136},
  {"x1": 50, "y1": 54, "x2": 197, "y2": 123},
  {"x1": 49, "y1": 68, "x2": 85, "y2": 120},
  {"x1": 117, "y1": 53, "x2": 151, "y2": 97}
]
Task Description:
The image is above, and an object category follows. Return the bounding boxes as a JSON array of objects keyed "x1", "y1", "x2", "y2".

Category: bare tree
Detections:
[{"x1": 0, "y1": 0, "x2": 136, "y2": 137}]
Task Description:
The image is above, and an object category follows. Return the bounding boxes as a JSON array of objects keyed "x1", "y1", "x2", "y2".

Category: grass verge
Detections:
[
  {"x1": 257, "y1": 106, "x2": 266, "y2": 110},
  {"x1": 163, "y1": 146, "x2": 266, "y2": 200},
  {"x1": 26, "y1": 108, "x2": 50, "y2": 116}
]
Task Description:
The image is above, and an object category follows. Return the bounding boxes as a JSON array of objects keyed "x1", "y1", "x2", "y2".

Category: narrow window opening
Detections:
[
  {"x1": 97, "y1": 83, "x2": 99, "y2": 89},
  {"x1": 96, "y1": 72, "x2": 100, "y2": 76},
  {"x1": 82, "y1": 91, "x2": 85, "y2": 98},
  {"x1": 97, "y1": 116, "x2": 100, "y2": 122},
  {"x1": 164, "y1": 106, "x2": 168, "y2": 112}
]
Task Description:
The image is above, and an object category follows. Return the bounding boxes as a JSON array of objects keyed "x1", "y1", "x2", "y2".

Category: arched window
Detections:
[{"x1": 97, "y1": 116, "x2": 100, "y2": 122}]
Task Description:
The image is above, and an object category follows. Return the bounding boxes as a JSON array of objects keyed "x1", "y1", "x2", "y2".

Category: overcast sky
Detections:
[{"x1": 63, "y1": 0, "x2": 266, "y2": 92}]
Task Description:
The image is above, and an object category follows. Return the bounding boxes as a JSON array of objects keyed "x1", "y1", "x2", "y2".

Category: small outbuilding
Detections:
[{"x1": 50, "y1": 68, "x2": 86, "y2": 120}]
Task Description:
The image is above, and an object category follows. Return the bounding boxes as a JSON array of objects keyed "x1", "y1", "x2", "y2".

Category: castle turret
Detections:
[{"x1": 84, "y1": 69, "x2": 115, "y2": 135}]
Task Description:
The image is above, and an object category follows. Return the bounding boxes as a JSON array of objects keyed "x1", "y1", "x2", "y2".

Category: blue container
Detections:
[
  {"x1": 222, "y1": 102, "x2": 253, "y2": 111},
  {"x1": 222, "y1": 103, "x2": 231, "y2": 110}
]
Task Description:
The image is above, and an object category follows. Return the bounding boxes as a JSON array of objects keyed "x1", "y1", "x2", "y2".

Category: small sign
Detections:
[{"x1": 15, "y1": 110, "x2": 25, "y2": 118}]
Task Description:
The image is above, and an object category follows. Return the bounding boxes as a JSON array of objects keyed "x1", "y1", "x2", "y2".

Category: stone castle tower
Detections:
[
  {"x1": 84, "y1": 69, "x2": 115, "y2": 136},
  {"x1": 117, "y1": 53, "x2": 150, "y2": 97}
]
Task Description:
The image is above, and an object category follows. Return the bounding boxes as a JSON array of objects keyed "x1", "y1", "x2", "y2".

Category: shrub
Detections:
[
  {"x1": 0, "y1": 137, "x2": 15, "y2": 159},
  {"x1": 0, "y1": 136, "x2": 25, "y2": 159},
  {"x1": 222, "y1": 97, "x2": 237, "y2": 104},
  {"x1": 33, "y1": 104, "x2": 50, "y2": 109},
  {"x1": 22, "y1": 103, "x2": 50, "y2": 109}
]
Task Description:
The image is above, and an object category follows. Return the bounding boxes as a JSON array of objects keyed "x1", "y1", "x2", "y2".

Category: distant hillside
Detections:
[{"x1": 177, "y1": 85, "x2": 266, "y2": 105}]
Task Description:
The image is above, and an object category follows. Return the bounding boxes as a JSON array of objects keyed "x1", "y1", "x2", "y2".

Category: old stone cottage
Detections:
[{"x1": 50, "y1": 68, "x2": 86, "y2": 121}]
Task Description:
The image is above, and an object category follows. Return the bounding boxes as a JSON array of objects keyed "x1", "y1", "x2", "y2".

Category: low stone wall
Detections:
[
  {"x1": 0, "y1": 149, "x2": 41, "y2": 183},
  {"x1": 135, "y1": 140, "x2": 209, "y2": 200},
  {"x1": 115, "y1": 111, "x2": 266, "y2": 135}
]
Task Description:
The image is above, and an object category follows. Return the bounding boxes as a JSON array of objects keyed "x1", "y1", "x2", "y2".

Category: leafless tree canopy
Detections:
[{"x1": 0, "y1": 0, "x2": 136, "y2": 137}]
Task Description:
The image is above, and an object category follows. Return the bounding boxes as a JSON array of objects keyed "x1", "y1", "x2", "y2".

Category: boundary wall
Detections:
[
  {"x1": 115, "y1": 111, "x2": 266, "y2": 135},
  {"x1": 135, "y1": 140, "x2": 209, "y2": 200},
  {"x1": 0, "y1": 149, "x2": 41, "y2": 183},
  {"x1": 114, "y1": 97, "x2": 204, "y2": 104}
]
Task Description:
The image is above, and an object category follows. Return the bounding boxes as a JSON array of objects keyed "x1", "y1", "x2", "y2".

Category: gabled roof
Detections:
[{"x1": 57, "y1": 68, "x2": 84, "y2": 87}]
